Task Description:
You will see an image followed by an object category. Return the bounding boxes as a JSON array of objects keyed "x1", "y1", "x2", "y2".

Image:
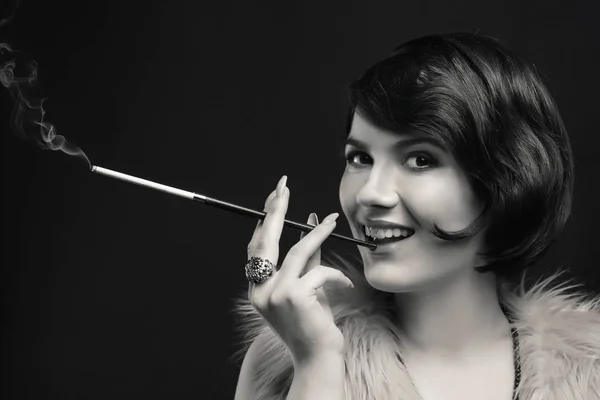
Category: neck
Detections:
[{"x1": 393, "y1": 269, "x2": 511, "y2": 356}]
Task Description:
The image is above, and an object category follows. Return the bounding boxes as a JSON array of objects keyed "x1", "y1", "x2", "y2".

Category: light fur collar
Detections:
[{"x1": 234, "y1": 254, "x2": 600, "y2": 400}]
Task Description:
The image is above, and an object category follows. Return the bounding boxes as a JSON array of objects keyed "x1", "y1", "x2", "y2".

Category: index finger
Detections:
[
  {"x1": 279, "y1": 212, "x2": 338, "y2": 280},
  {"x1": 247, "y1": 189, "x2": 277, "y2": 256},
  {"x1": 248, "y1": 176, "x2": 289, "y2": 284}
]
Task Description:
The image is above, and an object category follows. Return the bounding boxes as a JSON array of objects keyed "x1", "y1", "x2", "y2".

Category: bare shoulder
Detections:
[{"x1": 234, "y1": 334, "x2": 268, "y2": 400}]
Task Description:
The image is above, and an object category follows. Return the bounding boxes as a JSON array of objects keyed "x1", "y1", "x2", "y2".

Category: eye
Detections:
[
  {"x1": 404, "y1": 153, "x2": 438, "y2": 170},
  {"x1": 345, "y1": 150, "x2": 372, "y2": 168}
]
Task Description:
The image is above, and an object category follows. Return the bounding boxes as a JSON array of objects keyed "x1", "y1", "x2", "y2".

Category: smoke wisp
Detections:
[{"x1": 0, "y1": 43, "x2": 91, "y2": 168}]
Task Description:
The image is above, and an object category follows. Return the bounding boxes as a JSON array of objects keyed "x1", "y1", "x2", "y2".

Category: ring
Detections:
[{"x1": 245, "y1": 256, "x2": 276, "y2": 284}]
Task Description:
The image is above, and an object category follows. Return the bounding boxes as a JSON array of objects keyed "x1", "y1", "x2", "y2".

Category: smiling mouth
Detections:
[{"x1": 362, "y1": 225, "x2": 415, "y2": 248}]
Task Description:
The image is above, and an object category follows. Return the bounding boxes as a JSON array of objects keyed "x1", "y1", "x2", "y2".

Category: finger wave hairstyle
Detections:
[{"x1": 346, "y1": 33, "x2": 574, "y2": 277}]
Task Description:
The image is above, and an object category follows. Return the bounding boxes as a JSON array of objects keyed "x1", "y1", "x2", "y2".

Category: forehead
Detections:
[{"x1": 347, "y1": 112, "x2": 445, "y2": 150}]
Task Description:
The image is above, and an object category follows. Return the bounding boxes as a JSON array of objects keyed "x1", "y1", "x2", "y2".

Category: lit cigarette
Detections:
[{"x1": 91, "y1": 165, "x2": 376, "y2": 250}]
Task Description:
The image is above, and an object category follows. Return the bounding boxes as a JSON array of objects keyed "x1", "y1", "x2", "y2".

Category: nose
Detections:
[{"x1": 356, "y1": 165, "x2": 400, "y2": 209}]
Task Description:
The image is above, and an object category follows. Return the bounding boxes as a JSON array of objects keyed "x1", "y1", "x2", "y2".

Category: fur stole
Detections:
[{"x1": 233, "y1": 254, "x2": 600, "y2": 400}]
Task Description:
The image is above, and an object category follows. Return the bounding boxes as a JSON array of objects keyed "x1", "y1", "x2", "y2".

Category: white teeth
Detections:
[{"x1": 364, "y1": 226, "x2": 413, "y2": 240}]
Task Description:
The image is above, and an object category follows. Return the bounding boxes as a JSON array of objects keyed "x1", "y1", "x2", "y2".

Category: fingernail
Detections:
[
  {"x1": 263, "y1": 191, "x2": 276, "y2": 211},
  {"x1": 276, "y1": 175, "x2": 287, "y2": 197},
  {"x1": 301, "y1": 213, "x2": 317, "y2": 239},
  {"x1": 347, "y1": 279, "x2": 354, "y2": 288},
  {"x1": 322, "y1": 212, "x2": 339, "y2": 224}
]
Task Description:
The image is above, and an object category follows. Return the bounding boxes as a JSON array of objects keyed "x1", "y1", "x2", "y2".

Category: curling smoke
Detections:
[
  {"x1": 0, "y1": 43, "x2": 91, "y2": 168},
  {"x1": 0, "y1": 0, "x2": 20, "y2": 29}
]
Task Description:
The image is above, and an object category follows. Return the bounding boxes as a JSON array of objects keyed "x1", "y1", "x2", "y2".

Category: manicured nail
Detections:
[
  {"x1": 263, "y1": 191, "x2": 276, "y2": 211},
  {"x1": 322, "y1": 212, "x2": 339, "y2": 224},
  {"x1": 276, "y1": 175, "x2": 287, "y2": 197},
  {"x1": 301, "y1": 213, "x2": 318, "y2": 239},
  {"x1": 347, "y1": 278, "x2": 354, "y2": 288}
]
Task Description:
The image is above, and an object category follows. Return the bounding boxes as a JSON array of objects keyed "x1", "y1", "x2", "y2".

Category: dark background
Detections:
[{"x1": 2, "y1": 1, "x2": 599, "y2": 399}]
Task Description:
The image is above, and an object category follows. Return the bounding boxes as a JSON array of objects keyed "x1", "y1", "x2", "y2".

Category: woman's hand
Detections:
[{"x1": 246, "y1": 176, "x2": 354, "y2": 365}]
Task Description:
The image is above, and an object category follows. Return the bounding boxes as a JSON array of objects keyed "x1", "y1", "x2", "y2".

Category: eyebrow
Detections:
[{"x1": 345, "y1": 136, "x2": 446, "y2": 151}]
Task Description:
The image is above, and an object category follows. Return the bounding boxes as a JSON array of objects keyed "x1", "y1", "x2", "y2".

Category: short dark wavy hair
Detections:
[{"x1": 346, "y1": 33, "x2": 574, "y2": 277}]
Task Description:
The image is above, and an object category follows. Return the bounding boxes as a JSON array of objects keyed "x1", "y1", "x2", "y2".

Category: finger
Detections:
[
  {"x1": 246, "y1": 188, "x2": 278, "y2": 295},
  {"x1": 260, "y1": 176, "x2": 289, "y2": 246},
  {"x1": 247, "y1": 178, "x2": 287, "y2": 293},
  {"x1": 264, "y1": 190, "x2": 278, "y2": 212},
  {"x1": 278, "y1": 212, "x2": 339, "y2": 280},
  {"x1": 247, "y1": 189, "x2": 277, "y2": 257},
  {"x1": 300, "y1": 266, "x2": 353, "y2": 315},
  {"x1": 300, "y1": 265, "x2": 354, "y2": 291},
  {"x1": 299, "y1": 213, "x2": 320, "y2": 277},
  {"x1": 298, "y1": 213, "x2": 318, "y2": 244},
  {"x1": 298, "y1": 214, "x2": 330, "y2": 312},
  {"x1": 250, "y1": 175, "x2": 289, "y2": 265},
  {"x1": 299, "y1": 213, "x2": 317, "y2": 241}
]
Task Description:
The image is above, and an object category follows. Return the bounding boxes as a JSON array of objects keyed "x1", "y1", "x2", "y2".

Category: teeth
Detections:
[{"x1": 364, "y1": 226, "x2": 413, "y2": 240}]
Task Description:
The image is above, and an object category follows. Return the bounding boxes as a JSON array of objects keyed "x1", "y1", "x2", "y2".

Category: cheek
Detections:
[
  {"x1": 339, "y1": 173, "x2": 363, "y2": 225},
  {"x1": 406, "y1": 173, "x2": 481, "y2": 231}
]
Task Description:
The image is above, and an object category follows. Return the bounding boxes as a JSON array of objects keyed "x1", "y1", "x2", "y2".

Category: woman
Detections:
[{"x1": 234, "y1": 33, "x2": 600, "y2": 400}]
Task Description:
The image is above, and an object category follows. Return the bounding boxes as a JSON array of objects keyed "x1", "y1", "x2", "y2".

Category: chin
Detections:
[
  {"x1": 361, "y1": 257, "x2": 471, "y2": 293},
  {"x1": 362, "y1": 258, "x2": 432, "y2": 293}
]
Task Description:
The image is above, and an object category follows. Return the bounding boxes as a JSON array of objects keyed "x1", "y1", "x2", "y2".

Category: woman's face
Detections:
[{"x1": 339, "y1": 112, "x2": 487, "y2": 292}]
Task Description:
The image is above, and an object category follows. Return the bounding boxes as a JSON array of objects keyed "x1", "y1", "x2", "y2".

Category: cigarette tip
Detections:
[{"x1": 91, "y1": 165, "x2": 97, "y2": 172}]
